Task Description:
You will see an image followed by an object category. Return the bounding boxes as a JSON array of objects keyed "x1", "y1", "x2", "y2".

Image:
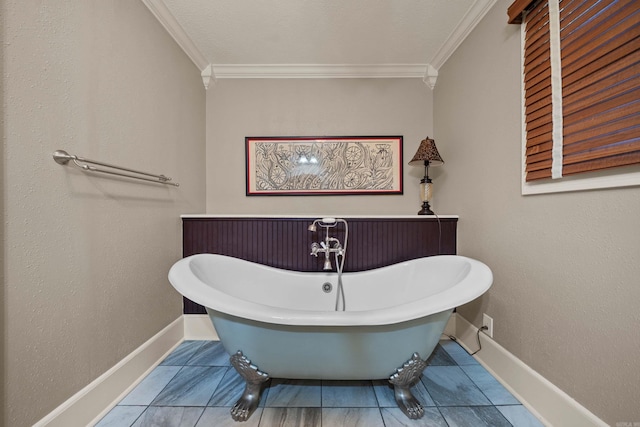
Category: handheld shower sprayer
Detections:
[
  {"x1": 308, "y1": 217, "x2": 337, "y2": 232},
  {"x1": 307, "y1": 217, "x2": 349, "y2": 311},
  {"x1": 308, "y1": 218, "x2": 342, "y2": 261}
]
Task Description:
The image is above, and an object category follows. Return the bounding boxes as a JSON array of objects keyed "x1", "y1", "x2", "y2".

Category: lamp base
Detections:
[{"x1": 417, "y1": 202, "x2": 434, "y2": 216}]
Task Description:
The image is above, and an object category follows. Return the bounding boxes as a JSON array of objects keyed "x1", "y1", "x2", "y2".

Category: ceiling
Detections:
[{"x1": 143, "y1": 0, "x2": 496, "y2": 85}]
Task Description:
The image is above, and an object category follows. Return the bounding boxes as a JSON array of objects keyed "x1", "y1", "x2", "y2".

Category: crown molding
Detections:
[
  {"x1": 201, "y1": 64, "x2": 216, "y2": 90},
  {"x1": 143, "y1": 0, "x2": 497, "y2": 85},
  {"x1": 423, "y1": 64, "x2": 439, "y2": 89},
  {"x1": 211, "y1": 64, "x2": 429, "y2": 79},
  {"x1": 429, "y1": 0, "x2": 498, "y2": 70},
  {"x1": 142, "y1": 0, "x2": 209, "y2": 71}
]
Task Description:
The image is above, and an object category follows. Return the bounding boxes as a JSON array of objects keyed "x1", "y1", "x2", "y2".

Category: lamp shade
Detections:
[{"x1": 408, "y1": 137, "x2": 444, "y2": 166}]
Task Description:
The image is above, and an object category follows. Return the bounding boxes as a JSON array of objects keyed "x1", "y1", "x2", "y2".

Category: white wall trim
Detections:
[
  {"x1": 142, "y1": 0, "x2": 497, "y2": 82},
  {"x1": 33, "y1": 317, "x2": 184, "y2": 427},
  {"x1": 180, "y1": 313, "x2": 457, "y2": 344},
  {"x1": 454, "y1": 314, "x2": 608, "y2": 427},
  {"x1": 180, "y1": 214, "x2": 460, "y2": 219},
  {"x1": 522, "y1": 167, "x2": 640, "y2": 195},
  {"x1": 429, "y1": 0, "x2": 498, "y2": 70},
  {"x1": 35, "y1": 313, "x2": 606, "y2": 427},
  {"x1": 141, "y1": 0, "x2": 209, "y2": 71},
  {"x1": 184, "y1": 314, "x2": 219, "y2": 340},
  {"x1": 443, "y1": 312, "x2": 457, "y2": 337},
  {"x1": 184, "y1": 312, "x2": 457, "y2": 345},
  {"x1": 211, "y1": 64, "x2": 430, "y2": 79},
  {"x1": 185, "y1": 312, "x2": 457, "y2": 342},
  {"x1": 423, "y1": 64, "x2": 439, "y2": 89},
  {"x1": 201, "y1": 64, "x2": 216, "y2": 90}
]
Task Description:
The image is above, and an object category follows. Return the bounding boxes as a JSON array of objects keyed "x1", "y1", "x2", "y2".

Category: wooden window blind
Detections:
[
  {"x1": 523, "y1": 0, "x2": 554, "y2": 180},
  {"x1": 509, "y1": 0, "x2": 640, "y2": 182}
]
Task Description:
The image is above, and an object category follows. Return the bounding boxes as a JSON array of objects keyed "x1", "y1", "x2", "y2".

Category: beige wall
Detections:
[
  {"x1": 4, "y1": 0, "x2": 637, "y2": 425},
  {"x1": 1, "y1": 1, "x2": 6, "y2": 424},
  {"x1": 434, "y1": 0, "x2": 640, "y2": 424},
  {"x1": 2, "y1": 1, "x2": 206, "y2": 426},
  {"x1": 206, "y1": 78, "x2": 433, "y2": 215}
]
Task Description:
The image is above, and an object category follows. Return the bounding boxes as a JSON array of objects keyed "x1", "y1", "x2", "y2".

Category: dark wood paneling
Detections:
[{"x1": 182, "y1": 217, "x2": 457, "y2": 314}]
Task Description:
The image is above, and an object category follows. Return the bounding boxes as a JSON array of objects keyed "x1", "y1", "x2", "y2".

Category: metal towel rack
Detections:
[{"x1": 53, "y1": 150, "x2": 179, "y2": 187}]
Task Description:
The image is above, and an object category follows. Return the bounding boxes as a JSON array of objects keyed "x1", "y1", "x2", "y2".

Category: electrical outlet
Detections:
[{"x1": 482, "y1": 313, "x2": 494, "y2": 338}]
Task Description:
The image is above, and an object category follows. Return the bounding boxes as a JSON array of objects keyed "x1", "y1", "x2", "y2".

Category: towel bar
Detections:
[{"x1": 53, "y1": 150, "x2": 179, "y2": 187}]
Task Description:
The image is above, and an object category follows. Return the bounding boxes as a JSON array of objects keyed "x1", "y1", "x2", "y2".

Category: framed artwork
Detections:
[{"x1": 245, "y1": 136, "x2": 403, "y2": 196}]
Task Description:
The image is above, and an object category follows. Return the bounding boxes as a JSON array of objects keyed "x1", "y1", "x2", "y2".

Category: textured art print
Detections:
[{"x1": 246, "y1": 136, "x2": 403, "y2": 195}]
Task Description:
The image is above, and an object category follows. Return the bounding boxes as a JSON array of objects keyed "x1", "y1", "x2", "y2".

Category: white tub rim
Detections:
[{"x1": 168, "y1": 253, "x2": 492, "y2": 327}]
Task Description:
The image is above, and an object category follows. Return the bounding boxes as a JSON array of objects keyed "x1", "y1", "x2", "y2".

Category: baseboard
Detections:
[
  {"x1": 454, "y1": 314, "x2": 607, "y2": 427},
  {"x1": 184, "y1": 314, "x2": 219, "y2": 340},
  {"x1": 33, "y1": 317, "x2": 184, "y2": 427},
  {"x1": 443, "y1": 311, "x2": 456, "y2": 337},
  {"x1": 184, "y1": 313, "x2": 455, "y2": 342},
  {"x1": 37, "y1": 312, "x2": 596, "y2": 427}
]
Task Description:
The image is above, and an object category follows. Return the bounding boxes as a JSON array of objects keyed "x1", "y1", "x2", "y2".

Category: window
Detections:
[{"x1": 509, "y1": 0, "x2": 640, "y2": 194}]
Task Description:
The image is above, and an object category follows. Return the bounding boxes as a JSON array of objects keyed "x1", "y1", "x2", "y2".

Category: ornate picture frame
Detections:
[{"x1": 245, "y1": 136, "x2": 403, "y2": 196}]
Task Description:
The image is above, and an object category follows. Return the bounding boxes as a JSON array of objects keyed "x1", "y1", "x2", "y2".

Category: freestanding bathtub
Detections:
[{"x1": 168, "y1": 253, "x2": 492, "y2": 421}]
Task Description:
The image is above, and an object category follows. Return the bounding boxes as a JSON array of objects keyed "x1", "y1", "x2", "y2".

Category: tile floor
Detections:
[{"x1": 96, "y1": 339, "x2": 543, "y2": 427}]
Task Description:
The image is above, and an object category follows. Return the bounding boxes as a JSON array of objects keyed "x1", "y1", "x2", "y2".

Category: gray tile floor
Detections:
[{"x1": 96, "y1": 339, "x2": 543, "y2": 427}]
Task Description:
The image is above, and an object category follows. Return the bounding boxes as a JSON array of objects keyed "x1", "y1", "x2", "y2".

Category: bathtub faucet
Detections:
[
  {"x1": 308, "y1": 218, "x2": 349, "y2": 310},
  {"x1": 308, "y1": 218, "x2": 347, "y2": 271},
  {"x1": 310, "y1": 238, "x2": 343, "y2": 270}
]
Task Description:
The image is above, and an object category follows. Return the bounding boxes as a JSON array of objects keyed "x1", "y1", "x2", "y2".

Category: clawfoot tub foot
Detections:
[
  {"x1": 389, "y1": 352, "x2": 429, "y2": 419},
  {"x1": 229, "y1": 351, "x2": 270, "y2": 422}
]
